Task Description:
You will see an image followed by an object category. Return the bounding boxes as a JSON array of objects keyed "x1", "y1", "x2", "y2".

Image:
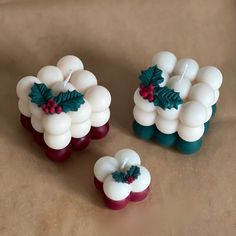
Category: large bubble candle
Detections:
[
  {"x1": 133, "y1": 51, "x2": 223, "y2": 154},
  {"x1": 16, "y1": 55, "x2": 111, "y2": 162}
]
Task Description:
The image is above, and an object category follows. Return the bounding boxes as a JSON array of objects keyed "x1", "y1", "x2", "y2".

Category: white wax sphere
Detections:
[
  {"x1": 166, "y1": 75, "x2": 191, "y2": 99},
  {"x1": 130, "y1": 166, "x2": 151, "y2": 192},
  {"x1": 94, "y1": 156, "x2": 119, "y2": 182},
  {"x1": 18, "y1": 99, "x2": 30, "y2": 117},
  {"x1": 178, "y1": 123, "x2": 204, "y2": 142},
  {"x1": 213, "y1": 89, "x2": 219, "y2": 104},
  {"x1": 37, "y1": 66, "x2": 63, "y2": 87},
  {"x1": 159, "y1": 70, "x2": 169, "y2": 87},
  {"x1": 31, "y1": 115, "x2": 43, "y2": 132},
  {"x1": 70, "y1": 70, "x2": 97, "y2": 93},
  {"x1": 157, "y1": 105, "x2": 182, "y2": 120},
  {"x1": 174, "y1": 58, "x2": 199, "y2": 81},
  {"x1": 42, "y1": 113, "x2": 71, "y2": 135},
  {"x1": 152, "y1": 51, "x2": 177, "y2": 74},
  {"x1": 205, "y1": 106, "x2": 213, "y2": 122},
  {"x1": 133, "y1": 106, "x2": 156, "y2": 126},
  {"x1": 103, "y1": 175, "x2": 131, "y2": 201},
  {"x1": 196, "y1": 66, "x2": 223, "y2": 90},
  {"x1": 90, "y1": 109, "x2": 110, "y2": 127},
  {"x1": 29, "y1": 102, "x2": 43, "y2": 119},
  {"x1": 114, "y1": 149, "x2": 141, "y2": 167},
  {"x1": 155, "y1": 116, "x2": 178, "y2": 134},
  {"x1": 133, "y1": 88, "x2": 156, "y2": 112},
  {"x1": 57, "y1": 55, "x2": 84, "y2": 78},
  {"x1": 179, "y1": 101, "x2": 207, "y2": 127},
  {"x1": 68, "y1": 100, "x2": 91, "y2": 124},
  {"x1": 44, "y1": 130, "x2": 71, "y2": 150},
  {"x1": 189, "y1": 82, "x2": 215, "y2": 107},
  {"x1": 70, "y1": 120, "x2": 91, "y2": 138},
  {"x1": 51, "y1": 81, "x2": 75, "y2": 95},
  {"x1": 85, "y1": 85, "x2": 111, "y2": 112},
  {"x1": 16, "y1": 76, "x2": 40, "y2": 101}
]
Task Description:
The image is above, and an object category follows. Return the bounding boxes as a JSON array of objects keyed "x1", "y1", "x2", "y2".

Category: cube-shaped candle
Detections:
[
  {"x1": 133, "y1": 51, "x2": 223, "y2": 154},
  {"x1": 94, "y1": 149, "x2": 151, "y2": 210},
  {"x1": 16, "y1": 55, "x2": 111, "y2": 162}
]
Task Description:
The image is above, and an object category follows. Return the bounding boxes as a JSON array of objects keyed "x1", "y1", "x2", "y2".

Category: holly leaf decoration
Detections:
[
  {"x1": 54, "y1": 90, "x2": 85, "y2": 113},
  {"x1": 139, "y1": 65, "x2": 164, "y2": 87},
  {"x1": 112, "y1": 171, "x2": 126, "y2": 183},
  {"x1": 29, "y1": 83, "x2": 53, "y2": 106},
  {"x1": 126, "y1": 165, "x2": 140, "y2": 179},
  {"x1": 112, "y1": 166, "x2": 141, "y2": 184},
  {"x1": 153, "y1": 86, "x2": 183, "y2": 110}
]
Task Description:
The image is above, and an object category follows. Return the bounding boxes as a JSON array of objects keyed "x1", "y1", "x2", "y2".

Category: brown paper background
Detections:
[{"x1": 0, "y1": 0, "x2": 236, "y2": 235}]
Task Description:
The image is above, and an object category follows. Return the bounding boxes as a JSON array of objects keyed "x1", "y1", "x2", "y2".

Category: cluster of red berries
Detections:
[
  {"x1": 41, "y1": 99, "x2": 62, "y2": 114},
  {"x1": 125, "y1": 176, "x2": 135, "y2": 184},
  {"x1": 139, "y1": 84, "x2": 155, "y2": 102}
]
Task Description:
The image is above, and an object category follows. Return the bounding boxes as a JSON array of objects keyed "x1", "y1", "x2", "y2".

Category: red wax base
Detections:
[
  {"x1": 90, "y1": 123, "x2": 110, "y2": 140},
  {"x1": 20, "y1": 114, "x2": 32, "y2": 131},
  {"x1": 71, "y1": 134, "x2": 91, "y2": 151},
  {"x1": 32, "y1": 130, "x2": 45, "y2": 146},
  {"x1": 20, "y1": 114, "x2": 110, "y2": 162},
  {"x1": 94, "y1": 176, "x2": 150, "y2": 210},
  {"x1": 44, "y1": 145, "x2": 72, "y2": 162}
]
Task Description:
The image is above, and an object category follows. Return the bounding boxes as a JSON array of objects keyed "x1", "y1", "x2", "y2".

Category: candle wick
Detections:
[
  {"x1": 120, "y1": 159, "x2": 128, "y2": 171},
  {"x1": 179, "y1": 64, "x2": 188, "y2": 83},
  {"x1": 63, "y1": 69, "x2": 73, "y2": 87}
]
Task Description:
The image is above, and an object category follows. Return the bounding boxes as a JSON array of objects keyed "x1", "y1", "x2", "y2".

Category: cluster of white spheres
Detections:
[
  {"x1": 94, "y1": 149, "x2": 151, "y2": 201},
  {"x1": 134, "y1": 51, "x2": 223, "y2": 142},
  {"x1": 17, "y1": 55, "x2": 111, "y2": 150}
]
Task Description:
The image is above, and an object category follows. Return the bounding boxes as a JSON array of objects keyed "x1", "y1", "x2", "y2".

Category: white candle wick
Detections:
[
  {"x1": 120, "y1": 159, "x2": 128, "y2": 171},
  {"x1": 179, "y1": 64, "x2": 189, "y2": 83},
  {"x1": 63, "y1": 69, "x2": 73, "y2": 87}
]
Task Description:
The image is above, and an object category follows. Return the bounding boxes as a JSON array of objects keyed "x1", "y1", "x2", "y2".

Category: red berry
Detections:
[
  {"x1": 44, "y1": 108, "x2": 49, "y2": 113},
  {"x1": 41, "y1": 104, "x2": 46, "y2": 109},
  {"x1": 148, "y1": 95, "x2": 154, "y2": 102},
  {"x1": 55, "y1": 106, "x2": 62, "y2": 114},
  {"x1": 49, "y1": 107, "x2": 55, "y2": 114}
]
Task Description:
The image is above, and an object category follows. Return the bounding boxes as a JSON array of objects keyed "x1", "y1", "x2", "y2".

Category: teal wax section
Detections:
[
  {"x1": 153, "y1": 129, "x2": 177, "y2": 147},
  {"x1": 176, "y1": 137, "x2": 202, "y2": 154},
  {"x1": 204, "y1": 121, "x2": 210, "y2": 134},
  {"x1": 211, "y1": 104, "x2": 217, "y2": 118},
  {"x1": 133, "y1": 120, "x2": 155, "y2": 140}
]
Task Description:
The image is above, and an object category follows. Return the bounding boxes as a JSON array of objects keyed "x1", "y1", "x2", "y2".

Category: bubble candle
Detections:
[
  {"x1": 16, "y1": 55, "x2": 111, "y2": 162},
  {"x1": 94, "y1": 149, "x2": 151, "y2": 210},
  {"x1": 133, "y1": 51, "x2": 223, "y2": 154}
]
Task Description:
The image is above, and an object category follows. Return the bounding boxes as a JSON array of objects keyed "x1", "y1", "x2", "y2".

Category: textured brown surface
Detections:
[{"x1": 0, "y1": 0, "x2": 236, "y2": 235}]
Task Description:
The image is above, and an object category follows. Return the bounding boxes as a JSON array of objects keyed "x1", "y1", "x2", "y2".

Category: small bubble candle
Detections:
[
  {"x1": 16, "y1": 55, "x2": 111, "y2": 162},
  {"x1": 94, "y1": 149, "x2": 151, "y2": 210},
  {"x1": 133, "y1": 51, "x2": 223, "y2": 154}
]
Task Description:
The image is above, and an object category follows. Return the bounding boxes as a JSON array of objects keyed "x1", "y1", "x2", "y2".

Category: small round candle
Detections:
[{"x1": 94, "y1": 149, "x2": 151, "y2": 210}]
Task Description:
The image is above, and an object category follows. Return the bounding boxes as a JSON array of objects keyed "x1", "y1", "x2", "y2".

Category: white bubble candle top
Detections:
[{"x1": 16, "y1": 55, "x2": 111, "y2": 150}]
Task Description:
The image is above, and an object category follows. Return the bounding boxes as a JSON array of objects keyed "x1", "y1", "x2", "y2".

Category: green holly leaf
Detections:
[
  {"x1": 112, "y1": 171, "x2": 126, "y2": 183},
  {"x1": 126, "y1": 166, "x2": 140, "y2": 179},
  {"x1": 139, "y1": 65, "x2": 164, "y2": 87},
  {"x1": 153, "y1": 86, "x2": 183, "y2": 110},
  {"x1": 29, "y1": 83, "x2": 53, "y2": 106},
  {"x1": 54, "y1": 90, "x2": 85, "y2": 113}
]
